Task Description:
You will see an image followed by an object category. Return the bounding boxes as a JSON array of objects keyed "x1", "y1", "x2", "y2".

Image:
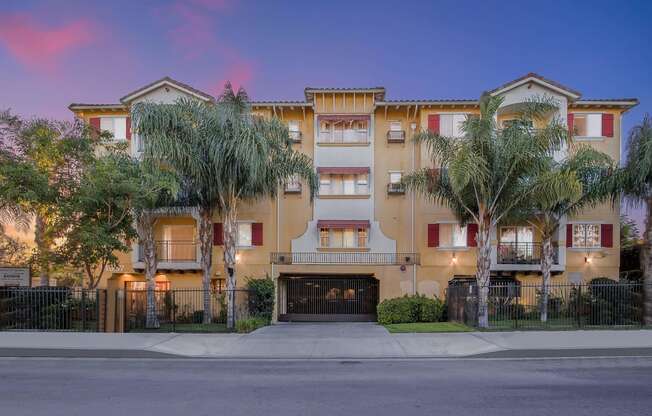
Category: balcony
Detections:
[
  {"x1": 496, "y1": 242, "x2": 559, "y2": 265},
  {"x1": 386, "y1": 130, "x2": 405, "y2": 143},
  {"x1": 137, "y1": 240, "x2": 198, "y2": 263},
  {"x1": 271, "y1": 252, "x2": 420, "y2": 265},
  {"x1": 289, "y1": 131, "x2": 302, "y2": 143},
  {"x1": 387, "y1": 182, "x2": 405, "y2": 195},
  {"x1": 318, "y1": 130, "x2": 369, "y2": 145}
]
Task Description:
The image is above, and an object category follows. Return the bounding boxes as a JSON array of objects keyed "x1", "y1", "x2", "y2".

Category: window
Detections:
[
  {"x1": 319, "y1": 228, "x2": 367, "y2": 248},
  {"x1": 237, "y1": 222, "x2": 252, "y2": 247},
  {"x1": 100, "y1": 117, "x2": 127, "y2": 141},
  {"x1": 439, "y1": 114, "x2": 466, "y2": 138},
  {"x1": 319, "y1": 173, "x2": 369, "y2": 195},
  {"x1": 389, "y1": 171, "x2": 402, "y2": 184},
  {"x1": 389, "y1": 121, "x2": 402, "y2": 131},
  {"x1": 572, "y1": 114, "x2": 602, "y2": 137},
  {"x1": 319, "y1": 119, "x2": 368, "y2": 143},
  {"x1": 500, "y1": 226, "x2": 533, "y2": 245},
  {"x1": 573, "y1": 224, "x2": 600, "y2": 248},
  {"x1": 288, "y1": 120, "x2": 301, "y2": 142},
  {"x1": 439, "y1": 224, "x2": 467, "y2": 248},
  {"x1": 285, "y1": 174, "x2": 301, "y2": 192}
]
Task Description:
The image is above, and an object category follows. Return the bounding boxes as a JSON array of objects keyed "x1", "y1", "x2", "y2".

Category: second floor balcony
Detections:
[
  {"x1": 496, "y1": 242, "x2": 559, "y2": 265},
  {"x1": 137, "y1": 240, "x2": 198, "y2": 263},
  {"x1": 271, "y1": 252, "x2": 420, "y2": 266}
]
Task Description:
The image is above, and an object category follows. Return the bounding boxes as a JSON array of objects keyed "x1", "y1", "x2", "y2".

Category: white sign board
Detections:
[{"x1": 0, "y1": 267, "x2": 31, "y2": 287}]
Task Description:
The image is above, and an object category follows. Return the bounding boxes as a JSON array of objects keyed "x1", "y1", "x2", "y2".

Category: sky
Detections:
[{"x1": 1, "y1": 0, "x2": 651, "y2": 222}]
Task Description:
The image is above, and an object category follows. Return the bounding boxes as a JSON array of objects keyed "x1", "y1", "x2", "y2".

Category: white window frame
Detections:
[
  {"x1": 389, "y1": 171, "x2": 403, "y2": 184},
  {"x1": 439, "y1": 113, "x2": 468, "y2": 138},
  {"x1": 572, "y1": 113, "x2": 604, "y2": 139},
  {"x1": 236, "y1": 221, "x2": 253, "y2": 248},
  {"x1": 318, "y1": 173, "x2": 370, "y2": 196},
  {"x1": 572, "y1": 223, "x2": 601, "y2": 249},
  {"x1": 319, "y1": 227, "x2": 367, "y2": 249},
  {"x1": 437, "y1": 222, "x2": 468, "y2": 249},
  {"x1": 100, "y1": 116, "x2": 128, "y2": 141},
  {"x1": 389, "y1": 121, "x2": 402, "y2": 131}
]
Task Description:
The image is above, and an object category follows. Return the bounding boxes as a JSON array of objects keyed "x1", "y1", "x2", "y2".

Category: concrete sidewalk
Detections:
[{"x1": 1, "y1": 323, "x2": 652, "y2": 359}]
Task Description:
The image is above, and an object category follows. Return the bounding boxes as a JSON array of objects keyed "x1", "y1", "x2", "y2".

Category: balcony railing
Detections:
[
  {"x1": 289, "y1": 131, "x2": 302, "y2": 143},
  {"x1": 386, "y1": 130, "x2": 405, "y2": 143},
  {"x1": 318, "y1": 130, "x2": 369, "y2": 144},
  {"x1": 387, "y1": 182, "x2": 405, "y2": 194},
  {"x1": 138, "y1": 240, "x2": 198, "y2": 262},
  {"x1": 496, "y1": 242, "x2": 559, "y2": 265},
  {"x1": 271, "y1": 252, "x2": 420, "y2": 265}
]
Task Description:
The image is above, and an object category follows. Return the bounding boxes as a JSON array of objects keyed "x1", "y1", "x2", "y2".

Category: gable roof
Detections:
[
  {"x1": 119, "y1": 76, "x2": 214, "y2": 103},
  {"x1": 489, "y1": 72, "x2": 582, "y2": 100}
]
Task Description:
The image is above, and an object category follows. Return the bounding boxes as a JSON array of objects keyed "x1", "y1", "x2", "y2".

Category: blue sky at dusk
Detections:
[{"x1": 1, "y1": 0, "x2": 651, "y2": 220}]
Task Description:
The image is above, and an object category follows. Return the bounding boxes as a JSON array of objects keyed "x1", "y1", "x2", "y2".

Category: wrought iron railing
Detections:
[
  {"x1": 387, "y1": 182, "x2": 405, "y2": 194},
  {"x1": 270, "y1": 252, "x2": 419, "y2": 265},
  {"x1": 496, "y1": 242, "x2": 559, "y2": 265},
  {"x1": 386, "y1": 130, "x2": 406, "y2": 142},
  {"x1": 138, "y1": 240, "x2": 198, "y2": 262}
]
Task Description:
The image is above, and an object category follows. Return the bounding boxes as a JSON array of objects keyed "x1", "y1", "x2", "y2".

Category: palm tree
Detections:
[
  {"x1": 133, "y1": 83, "x2": 317, "y2": 327},
  {"x1": 522, "y1": 145, "x2": 614, "y2": 322},
  {"x1": 620, "y1": 114, "x2": 652, "y2": 323},
  {"x1": 403, "y1": 94, "x2": 565, "y2": 328}
]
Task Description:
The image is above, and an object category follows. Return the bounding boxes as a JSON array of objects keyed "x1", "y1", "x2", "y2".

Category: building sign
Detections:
[{"x1": 0, "y1": 267, "x2": 31, "y2": 287}]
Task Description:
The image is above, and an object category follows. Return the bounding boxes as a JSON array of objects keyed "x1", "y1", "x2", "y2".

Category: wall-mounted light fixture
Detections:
[
  {"x1": 584, "y1": 256, "x2": 592, "y2": 264},
  {"x1": 451, "y1": 252, "x2": 458, "y2": 264}
]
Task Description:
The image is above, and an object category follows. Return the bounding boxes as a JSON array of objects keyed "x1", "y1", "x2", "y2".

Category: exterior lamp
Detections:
[{"x1": 451, "y1": 253, "x2": 458, "y2": 264}]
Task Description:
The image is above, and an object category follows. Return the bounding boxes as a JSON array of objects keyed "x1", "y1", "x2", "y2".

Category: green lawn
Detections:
[{"x1": 383, "y1": 322, "x2": 474, "y2": 333}]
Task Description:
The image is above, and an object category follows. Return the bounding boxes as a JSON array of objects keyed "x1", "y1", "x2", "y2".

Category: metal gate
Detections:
[{"x1": 279, "y1": 276, "x2": 379, "y2": 322}]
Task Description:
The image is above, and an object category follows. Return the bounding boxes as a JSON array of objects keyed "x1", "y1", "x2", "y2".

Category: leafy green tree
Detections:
[
  {"x1": 521, "y1": 145, "x2": 614, "y2": 322},
  {"x1": 620, "y1": 214, "x2": 641, "y2": 250},
  {"x1": 0, "y1": 111, "x2": 100, "y2": 285},
  {"x1": 56, "y1": 153, "x2": 137, "y2": 289},
  {"x1": 133, "y1": 83, "x2": 317, "y2": 327},
  {"x1": 403, "y1": 95, "x2": 566, "y2": 328},
  {"x1": 619, "y1": 114, "x2": 652, "y2": 323}
]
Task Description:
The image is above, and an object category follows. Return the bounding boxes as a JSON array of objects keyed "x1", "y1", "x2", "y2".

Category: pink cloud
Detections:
[
  {"x1": 0, "y1": 14, "x2": 95, "y2": 75},
  {"x1": 211, "y1": 60, "x2": 255, "y2": 95}
]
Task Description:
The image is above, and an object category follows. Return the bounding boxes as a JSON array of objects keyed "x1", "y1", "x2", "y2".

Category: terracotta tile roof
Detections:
[
  {"x1": 119, "y1": 76, "x2": 214, "y2": 103},
  {"x1": 488, "y1": 72, "x2": 582, "y2": 98}
]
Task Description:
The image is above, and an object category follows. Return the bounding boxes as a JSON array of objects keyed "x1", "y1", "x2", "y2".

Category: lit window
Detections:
[
  {"x1": 439, "y1": 224, "x2": 467, "y2": 248},
  {"x1": 439, "y1": 114, "x2": 467, "y2": 138},
  {"x1": 320, "y1": 228, "x2": 330, "y2": 247},
  {"x1": 237, "y1": 223, "x2": 252, "y2": 247},
  {"x1": 320, "y1": 228, "x2": 366, "y2": 248},
  {"x1": 572, "y1": 114, "x2": 602, "y2": 137},
  {"x1": 573, "y1": 224, "x2": 601, "y2": 248},
  {"x1": 357, "y1": 228, "x2": 367, "y2": 248},
  {"x1": 100, "y1": 117, "x2": 127, "y2": 141}
]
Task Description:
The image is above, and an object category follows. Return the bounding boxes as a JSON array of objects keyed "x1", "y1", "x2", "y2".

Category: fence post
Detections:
[
  {"x1": 576, "y1": 285, "x2": 582, "y2": 328},
  {"x1": 81, "y1": 289, "x2": 86, "y2": 332},
  {"x1": 95, "y1": 289, "x2": 100, "y2": 332},
  {"x1": 172, "y1": 290, "x2": 176, "y2": 333},
  {"x1": 514, "y1": 286, "x2": 519, "y2": 330}
]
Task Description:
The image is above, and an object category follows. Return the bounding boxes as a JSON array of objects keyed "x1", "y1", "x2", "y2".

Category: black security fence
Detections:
[
  {"x1": 123, "y1": 289, "x2": 253, "y2": 332},
  {"x1": 447, "y1": 281, "x2": 648, "y2": 330},
  {"x1": 0, "y1": 287, "x2": 106, "y2": 332}
]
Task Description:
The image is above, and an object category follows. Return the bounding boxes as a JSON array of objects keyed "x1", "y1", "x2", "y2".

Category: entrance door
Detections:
[{"x1": 279, "y1": 276, "x2": 379, "y2": 322}]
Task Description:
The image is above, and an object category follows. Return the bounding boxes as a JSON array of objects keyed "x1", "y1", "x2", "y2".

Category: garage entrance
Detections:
[{"x1": 278, "y1": 275, "x2": 379, "y2": 322}]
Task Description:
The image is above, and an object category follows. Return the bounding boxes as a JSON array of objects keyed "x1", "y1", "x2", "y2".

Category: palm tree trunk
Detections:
[
  {"x1": 643, "y1": 198, "x2": 652, "y2": 325},
  {"x1": 540, "y1": 236, "x2": 553, "y2": 323},
  {"x1": 35, "y1": 214, "x2": 49, "y2": 286},
  {"x1": 137, "y1": 214, "x2": 159, "y2": 329},
  {"x1": 223, "y1": 206, "x2": 238, "y2": 329},
  {"x1": 476, "y1": 221, "x2": 491, "y2": 328},
  {"x1": 198, "y1": 207, "x2": 213, "y2": 324}
]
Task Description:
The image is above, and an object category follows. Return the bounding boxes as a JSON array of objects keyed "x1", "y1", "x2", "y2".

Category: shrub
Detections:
[
  {"x1": 235, "y1": 316, "x2": 268, "y2": 333},
  {"x1": 377, "y1": 294, "x2": 444, "y2": 325},
  {"x1": 246, "y1": 276, "x2": 275, "y2": 320}
]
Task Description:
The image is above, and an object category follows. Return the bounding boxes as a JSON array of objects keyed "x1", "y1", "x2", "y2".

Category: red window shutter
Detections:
[
  {"x1": 602, "y1": 113, "x2": 614, "y2": 138},
  {"x1": 567, "y1": 113, "x2": 574, "y2": 136},
  {"x1": 601, "y1": 224, "x2": 613, "y2": 248},
  {"x1": 427, "y1": 114, "x2": 440, "y2": 134},
  {"x1": 126, "y1": 117, "x2": 131, "y2": 141},
  {"x1": 566, "y1": 224, "x2": 573, "y2": 247},
  {"x1": 467, "y1": 223, "x2": 478, "y2": 247},
  {"x1": 213, "y1": 223, "x2": 223, "y2": 245},
  {"x1": 252, "y1": 222, "x2": 263, "y2": 246},
  {"x1": 427, "y1": 224, "x2": 439, "y2": 247},
  {"x1": 89, "y1": 117, "x2": 101, "y2": 136}
]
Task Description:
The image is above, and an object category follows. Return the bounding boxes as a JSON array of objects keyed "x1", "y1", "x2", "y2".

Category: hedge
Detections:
[{"x1": 377, "y1": 294, "x2": 444, "y2": 325}]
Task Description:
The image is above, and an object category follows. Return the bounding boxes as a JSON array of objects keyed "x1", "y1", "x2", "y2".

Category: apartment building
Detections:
[{"x1": 69, "y1": 73, "x2": 638, "y2": 322}]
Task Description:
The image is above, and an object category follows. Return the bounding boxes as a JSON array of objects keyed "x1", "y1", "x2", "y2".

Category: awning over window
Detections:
[
  {"x1": 317, "y1": 220, "x2": 370, "y2": 229},
  {"x1": 318, "y1": 115, "x2": 370, "y2": 121},
  {"x1": 317, "y1": 167, "x2": 370, "y2": 175}
]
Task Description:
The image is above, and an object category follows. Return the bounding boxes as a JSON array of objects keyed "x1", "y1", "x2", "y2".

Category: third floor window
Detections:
[
  {"x1": 319, "y1": 173, "x2": 369, "y2": 196},
  {"x1": 319, "y1": 119, "x2": 368, "y2": 144}
]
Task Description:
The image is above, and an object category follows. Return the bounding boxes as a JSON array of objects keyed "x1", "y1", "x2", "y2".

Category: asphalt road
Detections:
[{"x1": 1, "y1": 357, "x2": 651, "y2": 416}]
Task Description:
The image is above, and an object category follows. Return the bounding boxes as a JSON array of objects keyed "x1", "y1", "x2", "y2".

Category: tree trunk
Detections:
[
  {"x1": 198, "y1": 207, "x2": 213, "y2": 324},
  {"x1": 643, "y1": 198, "x2": 652, "y2": 325},
  {"x1": 540, "y1": 236, "x2": 553, "y2": 323},
  {"x1": 223, "y1": 206, "x2": 238, "y2": 329},
  {"x1": 137, "y1": 214, "x2": 159, "y2": 329},
  {"x1": 34, "y1": 214, "x2": 50, "y2": 286},
  {"x1": 476, "y1": 221, "x2": 492, "y2": 328}
]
